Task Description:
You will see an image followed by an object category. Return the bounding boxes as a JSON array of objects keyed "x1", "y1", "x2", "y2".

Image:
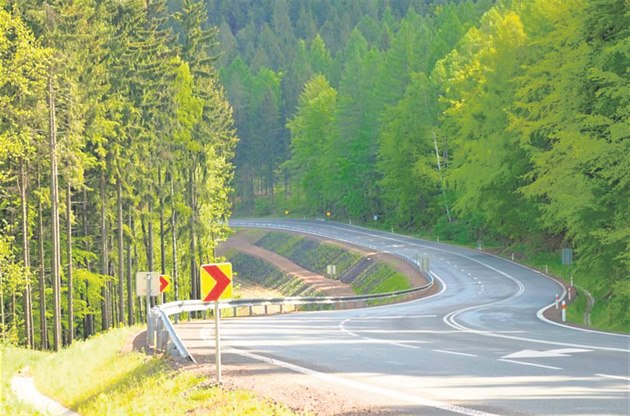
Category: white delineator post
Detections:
[
  {"x1": 561, "y1": 301, "x2": 567, "y2": 322},
  {"x1": 555, "y1": 294, "x2": 559, "y2": 309}
]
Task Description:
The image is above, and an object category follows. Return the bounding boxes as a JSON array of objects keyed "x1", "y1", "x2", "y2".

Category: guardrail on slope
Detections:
[{"x1": 149, "y1": 271, "x2": 434, "y2": 362}]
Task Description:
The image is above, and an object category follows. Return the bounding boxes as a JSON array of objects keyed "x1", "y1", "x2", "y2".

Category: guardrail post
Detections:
[
  {"x1": 248, "y1": 306, "x2": 253, "y2": 316},
  {"x1": 156, "y1": 314, "x2": 162, "y2": 352},
  {"x1": 147, "y1": 310, "x2": 155, "y2": 349},
  {"x1": 153, "y1": 309, "x2": 159, "y2": 352}
]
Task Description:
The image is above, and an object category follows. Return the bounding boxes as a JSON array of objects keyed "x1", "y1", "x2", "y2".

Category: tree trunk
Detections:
[
  {"x1": 148, "y1": 202, "x2": 154, "y2": 273},
  {"x1": 66, "y1": 183, "x2": 74, "y2": 345},
  {"x1": 48, "y1": 75, "x2": 62, "y2": 351},
  {"x1": 19, "y1": 159, "x2": 34, "y2": 348},
  {"x1": 133, "y1": 234, "x2": 140, "y2": 323},
  {"x1": 148, "y1": 200, "x2": 154, "y2": 306},
  {"x1": 0, "y1": 276, "x2": 5, "y2": 344},
  {"x1": 117, "y1": 176, "x2": 124, "y2": 324},
  {"x1": 141, "y1": 202, "x2": 154, "y2": 307},
  {"x1": 82, "y1": 188, "x2": 93, "y2": 338},
  {"x1": 170, "y1": 173, "x2": 179, "y2": 301},
  {"x1": 100, "y1": 170, "x2": 110, "y2": 330},
  {"x1": 37, "y1": 169, "x2": 48, "y2": 349},
  {"x1": 158, "y1": 168, "x2": 166, "y2": 303},
  {"x1": 189, "y1": 167, "x2": 198, "y2": 304},
  {"x1": 127, "y1": 209, "x2": 134, "y2": 325}
]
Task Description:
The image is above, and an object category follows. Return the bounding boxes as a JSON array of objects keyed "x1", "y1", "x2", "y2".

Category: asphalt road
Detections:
[{"x1": 178, "y1": 219, "x2": 630, "y2": 416}]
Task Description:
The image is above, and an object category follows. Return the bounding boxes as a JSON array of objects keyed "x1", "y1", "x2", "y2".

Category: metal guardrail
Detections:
[{"x1": 149, "y1": 273, "x2": 434, "y2": 362}]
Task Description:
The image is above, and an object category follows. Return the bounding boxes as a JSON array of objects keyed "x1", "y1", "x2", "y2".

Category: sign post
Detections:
[
  {"x1": 214, "y1": 300, "x2": 221, "y2": 383},
  {"x1": 200, "y1": 263, "x2": 233, "y2": 383}
]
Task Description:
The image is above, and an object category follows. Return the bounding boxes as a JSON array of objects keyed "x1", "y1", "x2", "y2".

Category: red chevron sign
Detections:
[
  {"x1": 159, "y1": 275, "x2": 170, "y2": 293},
  {"x1": 200, "y1": 263, "x2": 233, "y2": 302}
]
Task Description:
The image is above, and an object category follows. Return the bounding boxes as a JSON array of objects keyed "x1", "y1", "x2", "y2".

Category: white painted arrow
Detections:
[{"x1": 502, "y1": 348, "x2": 592, "y2": 359}]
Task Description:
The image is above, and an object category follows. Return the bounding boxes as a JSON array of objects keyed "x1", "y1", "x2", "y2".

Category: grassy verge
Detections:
[
  {"x1": 352, "y1": 263, "x2": 411, "y2": 295},
  {"x1": 228, "y1": 251, "x2": 321, "y2": 297},
  {"x1": 4, "y1": 327, "x2": 297, "y2": 416},
  {"x1": 255, "y1": 232, "x2": 361, "y2": 277}
]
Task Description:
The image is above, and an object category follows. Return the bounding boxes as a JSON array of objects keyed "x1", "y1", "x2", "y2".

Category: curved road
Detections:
[{"x1": 177, "y1": 219, "x2": 629, "y2": 415}]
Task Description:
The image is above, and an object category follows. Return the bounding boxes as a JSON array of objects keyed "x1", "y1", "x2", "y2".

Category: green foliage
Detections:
[
  {"x1": 224, "y1": 0, "x2": 627, "y2": 331},
  {"x1": 285, "y1": 74, "x2": 337, "y2": 213},
  {"x1": 1, "y1": 1, "x2": 238, "y2": 346}
]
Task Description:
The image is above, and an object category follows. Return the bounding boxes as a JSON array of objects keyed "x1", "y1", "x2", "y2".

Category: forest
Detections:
[
  {"x1": 215, "y1": 0, "x2": 628, "y2": 329},
  {"x1": 1, "y1": 0, "x2": 628, "y2": 350},
  {"x1": 0, "y1": 0, "x2": 237, "y2": 350}
]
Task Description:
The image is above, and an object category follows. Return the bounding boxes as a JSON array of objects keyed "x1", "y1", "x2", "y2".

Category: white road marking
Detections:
[
  {"x1": 502, "y1": 348, "x2": 592, "y2": 359},
  {"x1": 433, "y1": 349, "x2": 478, "y2": 357},
  {"x1": 228, "y1": 348, "x2": 502, "y2": 416},
  {"x1": 498, "y1": 359, "x2": 561, "y2": 370},
  {"x1": 595, "y1": 373, "x2": 630, "y2": 382},
  {"x1": 349, "y1": 315, "x2": 437, "y2": 320},
  {"x1": 435, "y1": 268, "x2": 630, "y2": 353}
]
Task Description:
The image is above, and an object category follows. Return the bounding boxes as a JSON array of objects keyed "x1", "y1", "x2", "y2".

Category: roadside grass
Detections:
[
  {"x1": 352, "y1": 263, "x2": 411, "y2": 295},
  {"x1": 12, "y1": 326, "x2": 298, "y2": 416},
  {"x1": 255, "y1": 231, "x2": 361, "y2": 277},
  {"x1": 1, "y1": 345, "x2": 48, "y2": 415},
  {"x1": 229, "y1": 252, "x2": 321, "y2": 297}
]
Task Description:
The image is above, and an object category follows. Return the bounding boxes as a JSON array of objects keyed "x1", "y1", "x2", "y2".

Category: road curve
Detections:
[{"x1": 177, "y1": 219, "x2": 629, "y2": 416}]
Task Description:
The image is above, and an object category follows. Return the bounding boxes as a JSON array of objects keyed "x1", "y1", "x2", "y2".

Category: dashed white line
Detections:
[
  {"x1": 498, "y1": 359, "x2": 561, "y2": 370},
  {"x1": 596, "y1": 373, "x2": 630, "y2": 382},
  {"x1": 433, "y1": 349, "x2": 478, "y2": 357}
]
